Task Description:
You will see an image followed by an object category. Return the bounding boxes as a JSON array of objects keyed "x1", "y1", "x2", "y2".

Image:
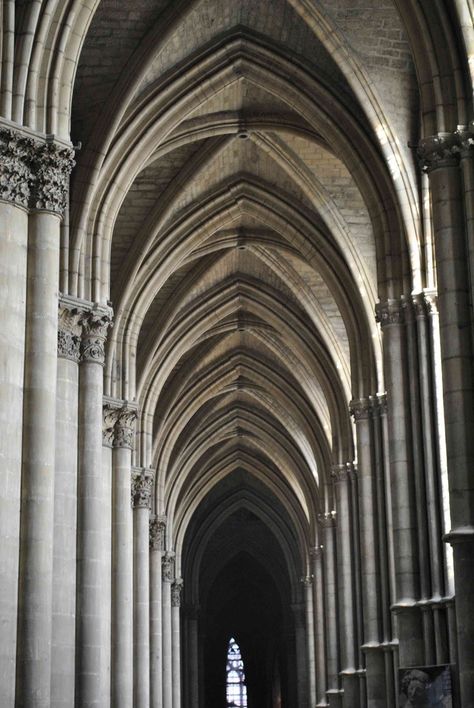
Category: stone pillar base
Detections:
[
  {"x1": 326, "y1": 688, "x2": 343, "y2": 707},
  {"x1": 363, "y1": 646, "x2": 386, "y2": 707},
  {"x1": 341, "y1": 671, "x2": 359, "y2": 708}
]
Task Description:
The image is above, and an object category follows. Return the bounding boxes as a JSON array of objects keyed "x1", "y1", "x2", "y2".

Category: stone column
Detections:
[
  {"x1": 419, "y1": 132, "x2": 474, "y2": 706},
  {"x1": 319, "y1": 512, "x2": 341, "y2": 707},
  {"x1": 76, "y1": 308, "x2": 113, "y2": 708},
  {"x1": 187, "y1": 606, "x2": 200, "y2": 708},
  {"x1": 16, "y1": 140, "x2": 74, "y2": 708},
  {"x1": 0, "y1": 127, "x2": 32, "y2": 707},
  {"x1": 171, "y1": 579, "x2": 183, "y2": 708},
  {"x1": 350, "y1": 399, "x2": 385, "y2": 708},
  {"x1": 303, "y1": 576, "x2": 317, "y2": 706},
  {"x1": 292, "y1": 602, "x2": 308, "y2": 708},
  {"x1": 310, "y1": 547, "x2": 327, "y2": 706},
  {"x1": 332, "y1": 464, "x2": 359, "y2": 708},
  {"x1": 109, "y1": 404, "x2": 137, "y2": 708},
  {"x1": 132, "y1": 469, "x2": 154, "y2": 708},
  {"x1": 51, "y1": 302, "x2": 82, "y2": 708},
  {"x1": 375, "y1": 300, "x2": 423, "y2": 667},
  {"x1": 150, "y1": 516, "x2": 166, "y2": 708},
  {"x1": 162, "y1": 552, "x2": 175, "y2": 708}
]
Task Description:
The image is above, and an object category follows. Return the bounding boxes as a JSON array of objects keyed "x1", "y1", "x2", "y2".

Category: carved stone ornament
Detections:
[
  {"x1": 131, "y1": 470, "x2": 154, "y2": 509},
  {"x1": 375, "y1": 299, "x2": 403, "y2": 328},
  {"x1": 349, "y1": 398, "x2": 371, "y2": 422},
  {"x1": 318, "y1": 510, "x2": 336, "y2": 528},
  {"x1": 310, "y1": 546, "x2": 323, "y2": 561},
  {"x1": 0, "y1": 128, "x2": 35, "y2": 207},
  {"x1": 300, "y1": 575, "x2": 313, "y2": 587},
  {"x1": 150, "y1": 515, "x2": 167, "y2": 551},
  {"x1": 32, "y1": 141, "x2": 75, "y2": 215},
  {"x1": 417, "y1": 132, "x2": 463, "y2": 173},
  {"x1": 114, "y1": 407, "x2": 137, "y2": 449},
  {"x1": 424, "y1": 291, "x2": 438, "y2": 316},
  {"x1": 57, "y1": 302, "x2": 84, "y2": 361},
  {"x1": 172, "y1": 578, "x2": 184, "y2": 607},
  {"x1": 411, "y1": 293, "x2": 427, "y2": 319},
  {"x1": 102, "y1": 405, "x2": 119, "y2": 447},
  {"x1": 80, "y1": 309, "x2": 113, "y2": 365},
  {"x1": 370, "y1": 393, "x2": 387, "y2": 416},
  {"x1": 331, "y1": 463, "x2": 351, "y2": 484},
  {"x1": 162, "y1": 552, "x2": 175, "y2": 582}
]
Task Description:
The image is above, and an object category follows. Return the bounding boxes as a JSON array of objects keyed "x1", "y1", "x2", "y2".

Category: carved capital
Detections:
[
  {"x1": 32, "y1": 141, "x2": 75, "y2": 215},
  {"x1": 318, "y1": 510, "x2": 336, "y2": 528},
  {"x1": 375, "y1": 299, "x2": 403, "y2": 328},
  {"x1": 456, "y1": 126, "x2": 474, "y2": 158},
  {"x1": 411, "y1": 293, "x2": 427, "y2": 319},
  {"x1": 0, "y1": 128, "x2": 35, "y2": 207},
  {"x1": 417, "y1": 132, "x2": 462, "y2": 172},
  {"x1": 80, "y1": 308, "x2": 113, "y2": 365},
  {"x1": 58, "y1": 302, "x2": 84, "y2": 361},
  {"x1": 0, "y1": 129, "x2": 75, "y2": 213},
  {"x1": 370, "y1": 393, "x2": 387, "y2": 416},
  {"x1": 114, "y1": 407, "x2": 137, "y2": 449},
  {"x1": 162, "y1": 552, "x2": 175, "y2": 582},
  {"x1": 300, "y1": 575, "x2": 313, "y2": 587},
  {"x1": 172, "y1": 578, "x2": 183, "y2": 607},
  {"x1": 310, "y1": 546, "x2": 323, "y2": 561},
  {"x1": 102, "y1": 404, "x2": 119, "y2": 447},
  {"x1": 424, "y1": 290, "x2": 438, "y2": 315},
  {"x1": 331, "y1": 463, "x2": 351, "y2": 484},
  {"x1": 349, "y1": 398, "x2": 371, "y2": 422},
  {"x1": 150, "y1": 515, "x2": 167, "y2": 551},
  {"x1": 131, "y1": 469, "x2": 154, "y2": 509}
]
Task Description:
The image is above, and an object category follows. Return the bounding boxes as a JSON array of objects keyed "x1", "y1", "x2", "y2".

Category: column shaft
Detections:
[
  {"x1": 171, "y1": 581, "x2": 183, "y2": 708},
  {"x1": 188, "y1": 613, "x2": 199, "y2": 708},
  {"x1": 304, "y1": 578, "x2": 317, "y2": 706},
  {"x1": 51, "y1": 318, "x2": 80, "y2": 708},
  {"x1": 162, "y1": 554, "x2": 175, "y2": 708},
  {"x1": 376, "y1": 301, "x2": 423, "y2": 667},
  {"x1": 111, "y1": 414, "x2": 135, "y2": 708},
  {"x1": 16, "y1": 209, "x2": 61, "y2": 707},
  {"x1": 0, "y1": 195, "x2": 28, "y2": 706},
  {"x1": 332, "y1": 466, "x2": 358, "y2": 708},
  {"x1": 320, "y1": 514, "x2": 340, "y2": 704},
  {"x1": 150, "y1": 518, "x2": 165, "y2": 708},
  {"x1": 311, "y1": 548, "x2": 327, "y2": 706},
  {"x1": 132, "y1": 470, "x2": 153, "y2": 708},
  {"x1": 424, "y1": 141, "x2": 474, "y2": 704},
  {"x1": 77, "y1": 310, "x2": 112, "y2": 708}
]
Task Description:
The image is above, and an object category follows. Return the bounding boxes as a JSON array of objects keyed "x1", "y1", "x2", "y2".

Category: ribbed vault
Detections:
[{"x1": 2, "y1": 1, "x2": 474, "y2": 707}]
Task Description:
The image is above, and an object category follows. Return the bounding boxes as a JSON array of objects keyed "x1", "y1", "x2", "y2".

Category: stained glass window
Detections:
[{"x1": 226, "y1": 637, "x2": 248, "y2": 707}]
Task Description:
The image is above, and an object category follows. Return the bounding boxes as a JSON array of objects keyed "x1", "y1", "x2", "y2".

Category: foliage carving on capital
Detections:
[
  {"x1": 80, "y1": 309, "x2": 113, "y2": 365},
  {"x1": 300, "y1": 575, "x2": 313, "y2": 587},
  {"x1": 0, "y1": 128, "x2": 35, "y2": 207},
  {"x1": 150, "y1": 515, "x2": 167, "y2": 551},
  {"x1": 32, "y1": 141, "x2": 75, "y2": 215},
  {"x1": 417, "y1": 132, "x2": 463, "y2": 172},
  {"x1": 331, "y1": 463, "x2": 351, "y2": 484},
  {"x1": 115, "y1": 407, "x2": 137, "y2": 449},
  {"x1": 424, "y1": 291, "x2": 438, "y2": 315},
  {"x1": 375, "y1": 299, "x2": 403, "y2": 328},
  {"x1": 131, "y1": 469, "x2": 154, "y2": 509},
  {"x1": 172, "y1": 578, "x2": 183, "y2": 607},
  {"x1": 58, "y1": 303, "x2": 83, "y2": 361},
  {"x1": 318, "y1": 510, "x2": 336, "y2": 528},
  {"x1": 411, "y1": 293, "x2": 427, "y2": 319},
  {"x1": 162, "y1": 552, "x2": 175, "y2": 582},
  {"x1": 102, "y1": 405, "x2": 119, "y2": 447},
  {"x1": 310, "y1": 546, "x2": 323, "y2": 561},
  {"x1": 370, "y1": 393, "x2": 387, "y2": 416},
  {"x1": 349, "y1": 398, "x2": 371, "y2": 422}
]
